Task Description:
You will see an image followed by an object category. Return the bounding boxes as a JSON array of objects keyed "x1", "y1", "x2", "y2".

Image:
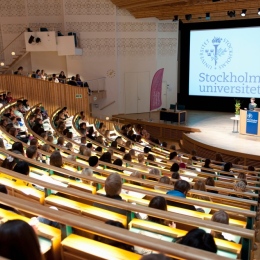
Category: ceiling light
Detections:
[
  {"x1": 241, "y1": 9, "x2": 247, "y2": 17},
  {"x1": 0, "y1": 62, "x2": 4, "y2": 66},
  {"x1": 11, "y1": 52, "x2": 15, "y2": 56}
]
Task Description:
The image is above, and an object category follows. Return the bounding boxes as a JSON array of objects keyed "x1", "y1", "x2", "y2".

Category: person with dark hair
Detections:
[
  {"x1": 14, "y1": 66, "x2": 23, "y2": 75},
  {"x1": 95, "y1": 146, "x2": 103, "y2": 153},
  {"x1": 79, "y1": 122, "x2": 87, "y2": 135},
  {"x1": 205, "y1": 177, "x2": 218, "y2": 194},
  {"x1": 215, "y1": 153, "x2": 224, "y2": 163},
  {"x1": 100, "y1": 152, "x2": 112, "y2": 164},
  {"x1": 87, "y1": 127, "x2": 97, "y2": 140},
  {"x1": 13, "y1": 161, "x2": 30, "y2": 176},
  {"x1": 166, "y1": 180, "x2": 196, "y2": 211},
  {"x1": 0, "y1": 219, "x2": 43, "y2": 260},
  {"x1": 89, "y1": 156, "x2": 99, "y2": 167},
  {"x1": 12, "y1": 142, "x2": 24, "y2": 156},
  {"x1": 140, "y1": 254, "x2": 171, "y2": 260},
  {"x1": 170, "y1": 163, "x2": 179, "y2": 173},
  {"x1": 32, "y1": 118, "x2": 45, "y2": 135},
  {"x1": 123, "y1": 153, "x2": 132, "y2": 162},
  {"x1": 147, "y1": 196, "x2": 168, "y2": 225},
  {"x1": 192, "y1": 180, "x2": 211, "y2": 201},
  {"x1": 96, "y1": 220, "x2": 134, "y2": 252},
  {"x1": 113, "y1": 158, "x2": 123, "y2": 167},
  {"x1": 144, "y1": 146, "x2": 151, "y2": 154},
  {"x1": 221, "y1": 162, "x2": 234, "y2": 178},
  {"x1": 169, "y1": 151, "x2": 177, "y2": 161},
  {"x1": 191, "y1": 150, "x2": 197, "y2": 161},
  {"x1": 178, "y1": 228, "x2": 217, "y2": 253},
  {"x1": 171, "y1": 172, "x2": 180, "y2": 180},
  {"x1": 119, "y1": 146, "x2": 126, "y2": 153}
]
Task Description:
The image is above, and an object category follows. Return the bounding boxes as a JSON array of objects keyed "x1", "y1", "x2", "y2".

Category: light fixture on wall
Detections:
[
  {"x1": 0, "y1": 62, "x2": 4, "y2": 66},
  {"x1": 11, "y1": 52, "x2": 15, "y2": 56},
  {"x1": 241, "y1": 9, "x2": 247, "y2": 16},
  {"x1": 258, "y1": 8, "x2": 260, "y2": 15},
  {"x1": 106, "y1": 117, "x2": 109, "y2": 120},
  {"x1": 28, "y1": 35, "x2": 34, "y2": 44}
]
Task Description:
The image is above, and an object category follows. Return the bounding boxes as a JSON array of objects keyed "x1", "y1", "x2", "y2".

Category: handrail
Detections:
[
  {"x1": 0, "y1": 193, "x2": 232, "y2": 260},
  {"x1": 100, "y1": 100, "x2": 115, "y2": 110},
  {"x1": 0, "y1": 29, "x2": 26, "y2": 56}
]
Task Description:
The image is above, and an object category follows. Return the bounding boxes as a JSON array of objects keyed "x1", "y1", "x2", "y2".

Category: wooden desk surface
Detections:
[{"x1": 61, "y1": 234, "x2": 140, "y2": 260}]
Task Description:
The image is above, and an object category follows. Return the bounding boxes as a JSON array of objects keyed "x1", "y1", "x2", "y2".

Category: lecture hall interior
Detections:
[{"x1": 0, "y1": 0, "x2": 259, "y2": 259}]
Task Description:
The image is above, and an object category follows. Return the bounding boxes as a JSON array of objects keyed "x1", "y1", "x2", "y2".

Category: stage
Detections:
[{"x1": 113, "y1": 110, "x2": 260, "y2": 166}]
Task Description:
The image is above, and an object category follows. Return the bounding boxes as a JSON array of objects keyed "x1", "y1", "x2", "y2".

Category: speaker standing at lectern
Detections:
[{"x1": 248, "y1": 98, "x2": 257, "y2": 110}]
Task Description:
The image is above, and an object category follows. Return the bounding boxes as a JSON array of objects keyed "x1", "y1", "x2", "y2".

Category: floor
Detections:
[{"x1": 115, "y1": 110, "x2": 260, "y2": 157}]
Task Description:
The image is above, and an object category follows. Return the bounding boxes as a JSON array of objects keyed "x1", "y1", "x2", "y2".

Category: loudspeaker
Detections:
[
  {"x1": 35, "y1": 37, "x2": 41, "y2": 43},
  {"x1": 40, "y1": 27, "x2": 48, "y2": 32},
  {"x1": 28, "y1": 35, "x2": 34, "y2": 44}
]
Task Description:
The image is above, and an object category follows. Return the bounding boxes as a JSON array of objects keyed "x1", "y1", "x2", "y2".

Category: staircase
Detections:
[{"x1": 0, "y1": 29, "x2": 28, "y2": 74}]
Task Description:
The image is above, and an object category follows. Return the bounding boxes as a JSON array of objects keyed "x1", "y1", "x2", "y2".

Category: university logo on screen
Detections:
[{"x1": 200, "y1": 37, "x2": 233, "y2": 70}]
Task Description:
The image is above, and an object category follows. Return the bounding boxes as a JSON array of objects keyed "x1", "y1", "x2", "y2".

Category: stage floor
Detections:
[{"x1": 115, "y1": 110, "x2": 260, "y2": 157}]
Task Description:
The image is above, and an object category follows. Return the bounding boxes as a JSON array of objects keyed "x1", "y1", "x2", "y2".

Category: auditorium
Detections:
[{"x1": 0, "y1": 0, "x2": 259, "y2": 259}]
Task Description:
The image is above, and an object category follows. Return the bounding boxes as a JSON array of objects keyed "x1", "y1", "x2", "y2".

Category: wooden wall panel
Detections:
[{"x1": 0, "y1": 75, "x2": 89, "y2": 116}]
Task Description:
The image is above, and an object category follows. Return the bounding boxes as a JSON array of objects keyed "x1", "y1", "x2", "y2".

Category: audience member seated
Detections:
[
  {"x1": 166, "y1": 180, "x2": 196, "y2": 211},
  {"x1": 100, "y1": 152, "x2": 112, "y2": 164},
  {"x1": 148, "y1": 168, "x2": 161, "y2": 181},
  {"x1": 143, "y1": 146, "x2": 151, "y2": 154},
  {"x1": 0, "y1": 219, "x2": 42, "y2": 260},
  {"x1": 0, "y1": 185, "x2": 20, "y2": 213},
  {"x1": 215, "y1": 153, "x2": 224, "y2": 163},
  {"x1": 13, "y1": 161, "x2": 30, "y2": 176},
  {"x1": 170, "y1": 163, "x2": 179, "y2": 175},
  {"x1": 232, "y1": 180, "x2": 248, "y2": 197},
  {"x1": 191, "y1": 150, "x2": 198, "y2": 161},
  {"x1": 169, "y1": 151, "x2": 177, "y2": 161},
  {"x1": 58, "y1": 71, "x2": 66, "y2": 83},
  {"x1": 14, "y1": 66, "x2": 23, "y2": 75},
  {"x1": 178, "y1": 228, "x2": 217, "y2": 253},
  {"x1": 171, "y1": 172, "x2": 180, "y2": 180},
  {"x1": 88, "y1": 156, "x2": 100, "y2": 175},
  {"x1": 87, "y1": 127, "x2": 97, "y2": 140},
  {"x1": 205, "y1": 177, "x2": 218, "y2": 194},
  {"x1": 155, "y1": 176, "x2": 171, "y2": 192},
  {"x1": 137, "y1": 153, "x2": 145, "y2": 164},
  {"x1": 192, "y1": 180, "x2": 211, "y2": 201},
  {"x1": 32, "y1": 118, "x2": 45, "y2": 135},
  {"x1": 123, "y1": 153, "x2": 132, "y2": 162},
  {"x1": 211, "y1": 210, "x2": 229, "y2": 240},
  {"x1": 221, "y1": 162, "x2": 234, "y2": 178}
]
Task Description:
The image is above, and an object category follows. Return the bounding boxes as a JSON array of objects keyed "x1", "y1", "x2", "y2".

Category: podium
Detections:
[
  {"x1": 240, "y1": 109, "x2": 260, "y2": 136},
  {"x1": 160, "y1": 110, "x2": 186, "y2": 124}
]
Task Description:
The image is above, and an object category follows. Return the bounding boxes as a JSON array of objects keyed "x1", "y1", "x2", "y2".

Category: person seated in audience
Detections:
[
  {"x1": 237, "y1": 172, "x2": 247, "y2": 181},
  {"x1": 113, "y1": 158, "x2": 123, "y2": 168},
  {"x1": 100, "y1": 152, "x2": 112, "y2": 164},
  {"x1": 104, "y1": 172, "x2": 123, "y2": 200},
  {"x1": 98, "y1": 122, "x2": 106, "y2": 135},
  {"x1": 138, "y1": 153, "x2": 145, "y2": 164},
  {"x1": 205, "y1": 177, "x2": 218, "y2": 194},
  {"x1": 119, "y1": 146, "x2": 125, "y2": 153},
  {"x1": 47, "y1": 135, "x2": 54, "y2": 143},
  {"x1": 65, "y1": 142, "x2": 73, "y2": 151},
  {"x1": 35, "y1": 69, "x2": 41, "y2": 79},
  {"x1": 95, "y1": 146, "x2": 103, "y2": 153},
  {"x1": 0, "y1": 94, "x2": 6, "y2": 105},
  {"x1": 88, "y1": 156, "x2": 100, "y2": 175},
  {"x1": 169, "y1": 151, "x2": 178, "y2": 161},
  {"x1": 140, "y1": 254, "x2": 171, "y2": 260},
  {"x1": 14, "y1": 66, "x2": 23, "y2": 75},
  {"x1": 67, "y1": 154, "x2": 76, "y2": 161},
  {"x1": 232, "y1": 180, "x2": 248, "y2": 198},
  {"x1": 155, "y1": 176, "x2": 171, "y2": 192},
  {"x1": 0, "y1": 138, "x2": 5, "y2": 149},
  {"x1": 166, "y1": 180, "x2": 196, "y2": 211},
  {"x1": 135, "y1": 135, "x2": 142, "y2": 143},
  {"x1": 30, "y1": 138, "x2": 39, "y2": 147},
  {"x1": 104, "y1": 129, "x2": 111, "y2": 140},
  {"x1": 87, "y1": 126, "x2": 97, "y2": 140},
  {"x1": 96, "y1": 220, "x2": 134, "y2": 252},
  {"x1": 96, "y1": 135, "x2": 105, "y2": 146},
  {"x1": 178, "y1": 228, "x2": 217, "y2": 253},
  {"x1": 81, "y1": 167, "x2": 93, "y2": 179},
  {"x1": 67, "y1": 76, "x2": 78, "y2": 86},
  {"x1": 123, "y1": 153, "x2": 132, "y2": 162},
  {"x1": 110, "y1": 140, "x2": 118, "y2": 150},
  {"x1": 75, "y1": 73, "x2": 82, "y2": 82},
  {"x1": 80, "y1": 136, "x2": 87, "y2": 146},
  {"x1": 40, "y1": 132, "x2": 48, "y2": 141},
  {"x1": 32, "y1": 118, "x2": 45, "y2": 135},
  {"x1": 125, "y1": 140, "x2": 132, "y2": 148},
  {"x1": 58, "y1": 71, "x2": 66, "y2": 83},
  {"x1": 6, "y1": 91, "x2": 13, "y2": 103},
  {"x1": 40, "y1": 69, "x2": 46, "y2": 80},
  {"x1": 41, "y1": 144, "x2": 51, "y2": 153},
  {"x1": 13, "y1": 161, "x2": 30, "y2": 176},
  {"x1": 9, "y1": 127, "x2": 29, "y2": 144},
  {"x1": 52, "y1": 73, "x2": 59, "y2": 83},
  {"x1": 28, "y1": 114, "x2": 36, "y2": 128},
  {"x1": 86, "y1": 142, "x2": 93, "y2": 149},
  {"x1": 143, "y1": 146, "x2": 151, "y2": 154},
  {"x1": 57, "y1": 136, "x2": 65, "y2": 148},
  {"x1": 26, "y1": 145, "x2": 46, "y2": 165},
  {"x1": 171, "y1": 172, "x2": 180, "y2": 180},
  {"x1": 247, "y1": 165, "x2": 257, "y2": 181},
  {"x1": 191, "y1": 150, "x2": 198, "y2": 161},
  {"x1": 50, "y1": 151, "x2": 64, "y2": 175},
  {"x1": 0, "y1": 219, "x2": 42, "y2": 260},
  {"x1": 129, "y1": 149, "x2": 135, "y2": 157},
  {"x1": 115, "y1": 136, "x2": 124, "y2": 146},
  {"x1": 215, "y1": 152, "x2": 224, "y2": 163},
  {"x1": 12, "y1": 141, "x2": 25, "y2": 156},
  {"x1": 148, "y1": 168, "x2": 161, "y2": 182},
  {"x1": 129, "y1": 171, "x2": 143, "y2": 185},
  {"x1": 221, "y1": 162, "x2": 234, "y2": 178},
  {"x1": 170, "y1": 162, "x2": 179, "y2": 175},
  {"x1": 192, "y1": 180, "x2": 211, "y2": 201},
  {"x1": 57, "y1": 122, "x2": 66, "y2": 135},
  {"x1": 211, "y1": 210, "x2": 229, "y2": 240},
  {"x1": 78, "y1": 114, "x2": 87, "y2": 125},
  {"x1": 127, "y1": 129, "x2": 136, "y2": 141},
  {"x1": 202, "y1": 158, "x2": 213, "y2": 174}
]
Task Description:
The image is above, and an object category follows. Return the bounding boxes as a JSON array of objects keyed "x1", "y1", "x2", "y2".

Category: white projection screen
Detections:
[{"x1": 189, "y1": 27, "x2": 260, "y2": 98}]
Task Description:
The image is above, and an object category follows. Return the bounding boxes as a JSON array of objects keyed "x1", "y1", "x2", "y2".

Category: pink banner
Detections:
[{"x1": 150, "y1": 68, "x2": 164, "y2": 111}]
